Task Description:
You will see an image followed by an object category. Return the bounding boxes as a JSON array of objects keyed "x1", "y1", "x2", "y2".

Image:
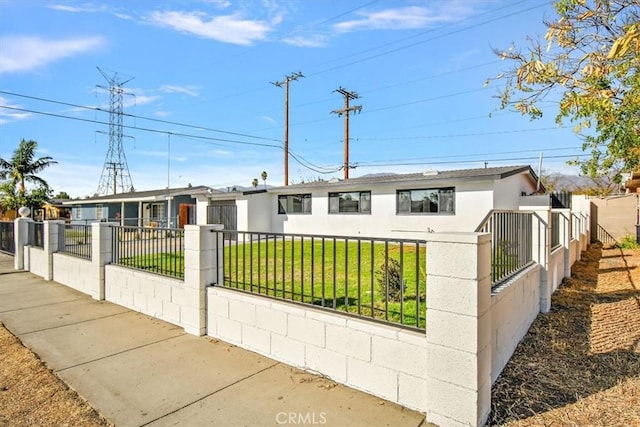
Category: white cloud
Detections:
[
  {"x1": 0, "y1": 96, "x2": 33, "y2": 124},
  {"x1": 202, "y1": 0, "x2": 231, "y2": 9},
  {"x1": 282, "y1": 34, "x2": 328, "y2": 48},
  {"x1": 0, "y1": 35, "x2": 105, "y2": 74},
  {"x1": 146, "y1": 10, "x2": 274, "y2": 45},
  {"x1": 260, "y1": 116, "x2": 277, "y2": 125},
  {"x1": 48, "y1": 3, "x2": 108, "y2": 13},
  {"x1": 160, "y1": 85, "x2": 200, "y2": 97},
  {"x1": 333, "y1": 2, "x2": 478, "y2": 33}
]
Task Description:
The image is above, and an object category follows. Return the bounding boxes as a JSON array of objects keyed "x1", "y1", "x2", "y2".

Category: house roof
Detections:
[
  {"x1": 269, "y1": 165, "x2": 543, "y2": 192},
  {"x1": 63, "y1": 185, "x2": 219, "y2": 205}
]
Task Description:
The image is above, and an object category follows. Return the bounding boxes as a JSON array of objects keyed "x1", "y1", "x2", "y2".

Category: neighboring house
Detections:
[
  {"x1": 33, "y1": 199, "x2": 72, "y2": 221},
  {"x1": 195, "y1": 165, "x2": 545, "y2": 238},
  {"x1": 64, "y1": 185, "x2": 217, "y2": 228}
]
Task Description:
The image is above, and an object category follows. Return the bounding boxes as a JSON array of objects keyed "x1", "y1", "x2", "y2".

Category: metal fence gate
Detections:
[
  {"x1": 0, "y1": 221, "x2": 15, "y2": 254},
  {"x1": 207, "y1": 205, "x2": 237, "y2": 236}
]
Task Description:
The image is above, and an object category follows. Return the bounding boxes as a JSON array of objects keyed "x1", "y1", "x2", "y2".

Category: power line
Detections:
[
  {"x1": 356, "y1": 153, "x2": 589, "y2": 168},
  {"x1": 305, "y1": 1, "x2": 547, "y2": 77},
  {"x1": 0, "y1": 90, "x2": 281, "y2": 143},
  {"x1": 0, "y1": 105, "x2": 282, "y2": 149}
]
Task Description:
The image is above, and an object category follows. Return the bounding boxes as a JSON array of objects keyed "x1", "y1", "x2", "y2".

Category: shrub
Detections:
[
  {"x1": 376, "y1": 258, "x2": 405, "y2": 302},
  {"x1": 617, "y1": 235, "x2": 640, "y2": 250}
]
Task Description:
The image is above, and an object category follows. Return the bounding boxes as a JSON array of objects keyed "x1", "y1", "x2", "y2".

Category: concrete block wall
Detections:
[
  {"x1": 25, "y1": 246, "x2": 47, "y2": 278},
  {"x1": 490, "y1": 264, "x2": 541, "y2": 383},
  {"x1": 424, "y1": 232, "x2": 492, "y2": 427},
  {"x1": 105, "y1": 265, "x2": 185, "y2": 327},
  {"x1": 206, "y1": 287, "x2": 429, "y2": 412},
  {"x1": 53, "y1": 253, "x2": 101, "y2": 299},
  {"x1": 549, "y1": 246, "x2": 565, "y2": 293}
]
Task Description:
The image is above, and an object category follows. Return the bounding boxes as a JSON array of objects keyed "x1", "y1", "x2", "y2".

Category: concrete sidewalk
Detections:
[{"x1": 0, "y1": 254, "x2": 427, "y2": 427}]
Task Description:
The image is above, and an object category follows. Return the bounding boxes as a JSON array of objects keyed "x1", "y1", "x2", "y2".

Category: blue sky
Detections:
[{"x1": 0, "y1": 0, "x2": 585, "y2": 198}]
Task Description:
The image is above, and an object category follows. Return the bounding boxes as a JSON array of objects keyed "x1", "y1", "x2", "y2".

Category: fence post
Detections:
[
  {"x1": 183, "y1": 224, "x2": 224, "y2": 336},
  {"x1": 556, "y1": 209, "x2": 571, "y2": 278},
  {"x1": 43, "y1": 220, "x2": 65, "y2": 281},
  {"x1": 13, "y1": 216, "x2": 32, "y2": 270},
  {"x1": 425, "y1": 232, "x2": 492, "y2": 427},
  {"x1": 91, "y1": 222, "x2": 115, "y2": 300}
]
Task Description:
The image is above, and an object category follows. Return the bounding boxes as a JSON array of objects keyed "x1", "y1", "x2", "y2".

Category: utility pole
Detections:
[
  {"x1": 331, "y1": 87, "x2": 362, "y2": 180},
  {"x1": 271, "y1": 72, "x2": 304, "y2": 186}
]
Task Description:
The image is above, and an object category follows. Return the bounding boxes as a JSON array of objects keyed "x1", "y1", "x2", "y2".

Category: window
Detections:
[
  {"x1": 397, "y1": 187, "x2": 455, "y2": 214},
  {"x1": 278, "y1": 194, "x2": 312, "y2": 214},
  {"x1": 95, "y1": 204, "x2": 104, "y2": 220},
  {"x1": 328, "y1": 191, "x2": 371, "y2": 214},
  {"x1": 150, "y1": 203, "x2": 165, "y2": 219}
]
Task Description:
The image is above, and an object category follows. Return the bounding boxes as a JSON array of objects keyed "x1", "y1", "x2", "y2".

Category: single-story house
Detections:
[
  {"x1": 64, "y1": 185, "x2": 217, "y2": 228},
  {"x1": 195, "y1": 165, "x2": 545, "y2": 238}
]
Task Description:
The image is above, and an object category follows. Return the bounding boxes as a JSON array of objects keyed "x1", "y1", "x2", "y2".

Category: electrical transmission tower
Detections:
[
  {"x1": 95, "y1": 67, "x2": 135, "y2": 195},
  {"x1": 271, "y1": 71, "x2": 304, "y2": 186},
  {"x1": 331, "y1": 87, "x2": 362, "y2": 180}
]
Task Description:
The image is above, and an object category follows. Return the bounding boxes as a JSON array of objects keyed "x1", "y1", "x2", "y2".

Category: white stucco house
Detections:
[{"x1": 196, "y1": 165, "x2": 544, "y2": 238}]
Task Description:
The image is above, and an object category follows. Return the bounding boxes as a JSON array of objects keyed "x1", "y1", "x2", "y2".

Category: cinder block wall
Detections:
[{"x1": 206, "y1": 287, "x2": 429, "y2": 412}]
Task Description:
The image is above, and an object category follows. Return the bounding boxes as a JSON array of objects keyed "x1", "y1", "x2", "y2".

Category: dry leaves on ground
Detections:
[{"x1": 490, "y1": 243, "x2": 640, "y2": 426}]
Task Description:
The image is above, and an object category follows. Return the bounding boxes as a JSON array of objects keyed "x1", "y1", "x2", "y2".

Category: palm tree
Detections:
[
  {"x1": 0, "y1": 139, "x2": 57, "y2": 199},
  {"x1": 261, "y1": 171, "x2": 268, "y2": 189}
]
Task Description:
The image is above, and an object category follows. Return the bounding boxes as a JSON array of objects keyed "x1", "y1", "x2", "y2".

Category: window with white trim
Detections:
[
  {"x1": 278, "y1": 194, "x2": 312, "y2": 214},
  {"x1": 328, "y1": 191, "x2": 371, "y2": 214},
  {"x1": 397, "y1": 187, "x2": 455, "y2": 214}
]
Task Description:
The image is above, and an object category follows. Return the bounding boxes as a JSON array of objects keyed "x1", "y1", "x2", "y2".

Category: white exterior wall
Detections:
[
  {"x1": 105, "y1": 265, "x2": 186, "y2": 328},
  {"x1": 490, "y1": 264, "x2": 541, "y2": 383},
  {"x1": 270, "y1": 181, "x2": 497, "y2": 238},
  {"x1": 236, "y1": 199, "x2": 249, "y2": 231},
  {"x1": 493, "y1": 174, "x2": 536, "y2": 209},
  {"x1": 206, "y1": 287, "x2": 429, "y2": 413},
  {"x1": 53, "y1": 253, "x2": 101, "y2": 299},
  {"x1": 246, "y1": 193, "x2": 271, "y2": 231}
]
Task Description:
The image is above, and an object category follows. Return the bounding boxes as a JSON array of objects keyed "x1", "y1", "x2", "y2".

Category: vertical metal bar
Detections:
[
  {"x1": 370, "y1": 239, "x2": 374, "y2": 319},
  {"x1": 332, "y1": 237, "x2": 337, "y2": 310},
  {"x1": 384, "y1": 241, "x2": 389, "y2": 321},
  {"x1": 282, "y1": 235, "x2": 286, "y2": 298},
  {"x1": 357, "y1": 239, "x2": 361, "y2": 315},
  {"x1": 415, "y1": 241, "x2": 420, "y2": 328},
  {"x1": 235, "y1": 231, "x2": 239, "y2": 288},
  {"x1": 248, "y1": 232, "x2": 251, "y2": 291},
  {"x1": 344, "y1": 238, "x2": 348, "y2": 312},
  {"x1": 300, "y1": 236, "x2": 304, "y2": 303},
  {"x1": 321, "y1": 237, "x2": 326, "y2": 307},
  {"x1": 311, "y1": 236, "x2": 315, "y2": 304},
  {"x1": 265, "y1": 233, "x2": 269, "y2": 294},
  {"x1": 290, "y1": 236, "x2": 295, "y2": 301},
  {"x1": 258, "y1": 233, "x2": 262, "y2": 293},
  {"x1": 399, "y1": 241, "x2": 404, "y2": 325}
]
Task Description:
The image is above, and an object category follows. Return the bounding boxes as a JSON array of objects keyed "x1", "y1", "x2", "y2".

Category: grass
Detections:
[
  {"x1": 117, "y1": 251, "x2": 184, "y2": 279},
  {"x1": 223, "y1": 237, "x2": 427, "y2": 328}
]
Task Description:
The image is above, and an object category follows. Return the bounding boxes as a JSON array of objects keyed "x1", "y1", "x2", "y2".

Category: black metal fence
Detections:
[
  {"x1": 58, "y1": 223, "x2": 92, "y2": 260},
  {"x1": 0, "y1": 221, "x2": 14, "y2": 254},
  {"x1": 28, "y1": 221, "x2": 44, "y2": 248},
  {"x1": 476, "y1": 210, "x2": 534, "y2": 287},
  {"x1": 111, "y1": 225, "x2": 185, "y2": 279},
  {"x1": 214, "y1": 230, "x2": 427, "y2": 330}
]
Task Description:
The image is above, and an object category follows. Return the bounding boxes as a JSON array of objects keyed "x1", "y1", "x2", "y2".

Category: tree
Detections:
[
  {"x1": 251, "y1": 178, "x2": 259, "y2": 188},
  {"x1": 0, "y1": 139, "x2": 57, "y2": 212},
  {"x1": 490, "y1": 0, "x2": 640, "y2": 182},
  {"x1": 54, "y1": 191, "x2": 71, "y2": 199},
  {"x1": 261, "y1": 171, "x2": 268, "y2": 189}
]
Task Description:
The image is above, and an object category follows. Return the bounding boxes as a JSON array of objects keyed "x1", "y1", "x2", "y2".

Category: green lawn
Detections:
[
  {"x1": 115, "y1": 237, "x2": 427, "y2": 328},
  {"x1": 223, "y1": 237, "x2": 426, "y2": 328},
  {"x1": 117, "y1": 251, "x2": 184, "y2": 279}
]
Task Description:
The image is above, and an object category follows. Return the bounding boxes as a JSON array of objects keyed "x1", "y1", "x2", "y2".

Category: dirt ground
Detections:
[
  {"x1": 0, "y1": 323, "x2": 111, "y2": 427},
  {"x1": 0, "y1": 243, "x2": 638, "y2": 426},
  {"x1": 490, "y1": 243, "x2": 640, "y2": 426}
]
